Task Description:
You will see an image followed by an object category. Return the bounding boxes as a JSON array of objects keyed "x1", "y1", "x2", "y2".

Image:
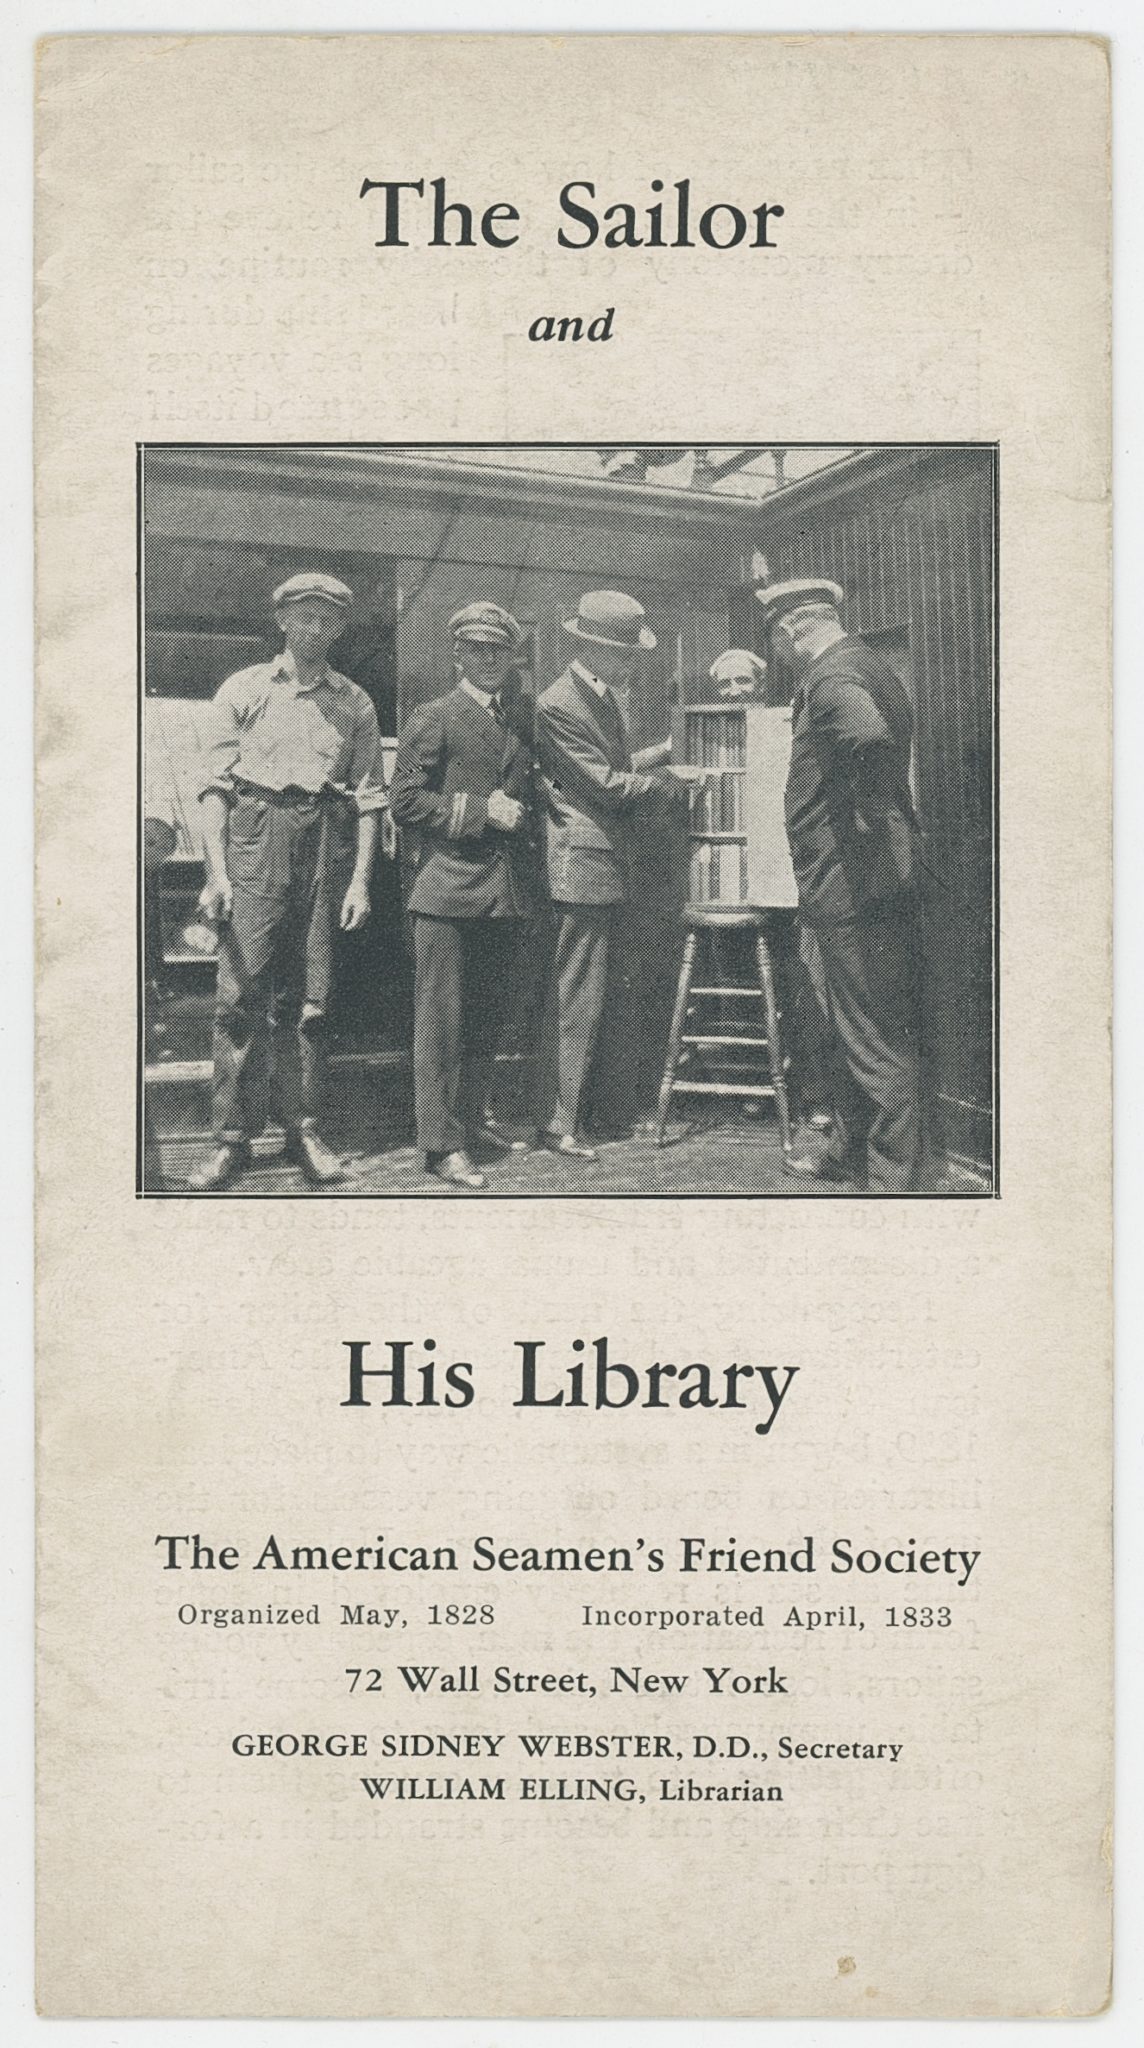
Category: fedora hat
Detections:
[{"x1": 563, "y1": 589, "x2": 656, "y2": 651}]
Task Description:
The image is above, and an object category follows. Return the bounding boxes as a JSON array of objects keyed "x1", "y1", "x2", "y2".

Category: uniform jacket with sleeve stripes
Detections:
[{"x1": 390, "y1": 686, "x2": 543, "y2": 919}]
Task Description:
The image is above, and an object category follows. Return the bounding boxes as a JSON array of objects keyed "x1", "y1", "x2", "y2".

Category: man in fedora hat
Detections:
[
  {"x1": 756, "y1": 576, "x2": 937, "y2": 1192},
  {"x1": 390, "y1": 601, "x2": 543, "y2": 1190},
  {"x1": 189, "y1": 572, "x2": 388, "y2": 1193},
  {"x1": 534, "y1": 589, "x2": 688, "y2": 1159}
]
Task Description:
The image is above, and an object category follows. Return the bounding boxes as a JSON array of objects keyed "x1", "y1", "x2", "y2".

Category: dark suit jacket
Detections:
[
  {"x1": 536, "y1": 664, "x2": 674, "y2": 906},
  {"x1": 784, "y1": 635, "x2": 919, "y2": 924},
  {"x1": 391, "y1": 687, "x2": 542, "y2": 919}
]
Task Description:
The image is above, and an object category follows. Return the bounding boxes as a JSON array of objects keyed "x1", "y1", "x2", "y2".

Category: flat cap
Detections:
[
  {"x1": 564, "y1": 589, "x2": 656, "y2": 651},
  {"x1": 272, "y1": 572, "x2": 354, "y2": 611},
  {"x1": 449, "y1": 601, "x2": 522, "y2": 648},
  {"x1": 709, "y1": 648, "x2": 768, "y2": 688},
  {"x1": 754, "y1": 577, "x2": 844, "y2": 626}
]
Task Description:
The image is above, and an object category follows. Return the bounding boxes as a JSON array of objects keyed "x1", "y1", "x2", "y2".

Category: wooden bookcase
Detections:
[{"x1": 674, "y1": 702, "x2": 798, "y2": 910}]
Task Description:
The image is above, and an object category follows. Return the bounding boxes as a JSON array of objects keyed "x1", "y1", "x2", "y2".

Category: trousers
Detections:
[
  {"x1": 537, "y1": 904, "x2": 615, "y2": 1139},
  {"x1": 211, "y1": 791, "x2": 350, "y2": 1142},
  {"x1": 412, "y1": 914, "x2": 522, "y2": 1156},
  {"x1": 799, "y1": 895, "x2": 933, "y2": 1192}
]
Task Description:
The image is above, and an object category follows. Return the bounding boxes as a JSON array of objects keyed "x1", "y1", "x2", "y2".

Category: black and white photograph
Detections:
[
  {"x1": 139, "y1": 442, "x2": 997, "y2": 1198},
  {"x1": 30, "y1": 23, "x2": 1116, "y2": 2030}
]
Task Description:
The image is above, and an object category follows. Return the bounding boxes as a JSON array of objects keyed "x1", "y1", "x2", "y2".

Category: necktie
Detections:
[{"x1": 598, "y1": 686, "x2": 626, "y2": 753}]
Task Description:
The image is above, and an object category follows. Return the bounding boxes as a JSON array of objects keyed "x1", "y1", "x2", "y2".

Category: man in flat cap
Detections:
[
  {"x1": 535, "y1": 589, "x2": 689, "y2": 1159},
  {"x1": 757, "y1": 577, "x2": 936, "y2": 1192},
  {"x1": 189, "y1": 572, "x2": 389, "y2": 1192},
  {"x1": 390, "y1": 601, "x2": 542, "y2": 1189},
  {"x1": 706, "y1": 647, "x2": 770, "y2": 703}
]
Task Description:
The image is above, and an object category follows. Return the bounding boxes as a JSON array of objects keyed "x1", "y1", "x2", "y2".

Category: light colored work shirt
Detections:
[{"x1": 198, "y1": 654, "x2": 387, "y2": 812}]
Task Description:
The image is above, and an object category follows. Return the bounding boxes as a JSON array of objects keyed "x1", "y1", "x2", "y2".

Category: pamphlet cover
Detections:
[{"x1": 34, "y1": 33, "x2": 1111, "y2": 2017}]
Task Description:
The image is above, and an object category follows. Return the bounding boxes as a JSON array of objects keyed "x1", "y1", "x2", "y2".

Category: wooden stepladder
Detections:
[
  {"x1": 653, "y1": 904, "x2": 793, "y2": 1152},
  {"x1": 655, "y1": 696, "x2": 797, "y2": 1149}
]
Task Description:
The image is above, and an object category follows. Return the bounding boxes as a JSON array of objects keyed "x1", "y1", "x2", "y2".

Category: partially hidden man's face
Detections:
[
  {"x1": 586, "y1": 644, "x2": 638, "y2": 690},
  {"x1": 770, "y1": 605, "x2": 831, "y2": 676},
  {"x1": 769, "y1": 619, "x2": 797, "y2": 670},
  {"x1": 455, "y1": 637, "x2": 516, "y2": 695},
  {"x1": 277, "y1": 598, "x2": 346, "y2": 665}
]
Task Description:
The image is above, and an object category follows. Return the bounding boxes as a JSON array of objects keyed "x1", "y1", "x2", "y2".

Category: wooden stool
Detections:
[{"x1": 654, "y1": 905, "x2": 793, "y2": 1152}]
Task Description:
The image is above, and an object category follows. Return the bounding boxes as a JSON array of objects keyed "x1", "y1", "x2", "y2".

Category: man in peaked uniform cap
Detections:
[
  {"x1": 757, "y1": 576, "x2": 939, "y2": 1192},
  {"x1": 534, "y1": 589, "x2": 689, "y2": 1159},
  {"x1": 389, "y1": 601, "x2": 543, "y2": 1189},
  {"x1": 189, "y1": 572, "x2": 389, "y2": 1193}
]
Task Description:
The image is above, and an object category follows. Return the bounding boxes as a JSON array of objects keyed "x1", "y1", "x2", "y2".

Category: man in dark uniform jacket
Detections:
[
  {"x1": 535, "y1": 589, "x2": 687, "y2": 1158},
  {"x1": 758, "y1": 577, "x2": 938, "y2": 1193},
  {"x1": 390, "y1": 602, "x2": 542, "y2": 1189}
]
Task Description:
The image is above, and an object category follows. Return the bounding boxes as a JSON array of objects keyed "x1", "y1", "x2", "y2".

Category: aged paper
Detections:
[{"x1": 35, "y1": 34, "x2": 1110, "y2": 2017}]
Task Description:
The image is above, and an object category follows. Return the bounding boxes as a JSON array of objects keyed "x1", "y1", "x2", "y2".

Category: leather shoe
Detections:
[
  {"x1": 285, "y1": 1122, "x2": 345, "y2": 1186},
  {"x1": 472, "y1": 1119, "x2": 529, "y2": 1155},
  {"x1": 429, "y1": 1150, "x2": 486, "y2": 1190},
  {"x1": 187, "y1": 1141, "x2": 249, "y2": 1193},
  {"x1": 782, "y1": 1150, "x2": 864, "y2": 1187},
  {"x1": 538, "y1": 1130, "x2": 598, "y2": 1161}
]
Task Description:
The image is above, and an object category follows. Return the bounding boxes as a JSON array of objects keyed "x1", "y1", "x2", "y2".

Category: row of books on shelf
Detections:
[
  {"x1": 684, "y1": 710, "x2": 746, "y2": 768},
  {"x1": 690, "y1": 774, "x2": 744, "y2": 834},
  {"x1": 689, "y1": 840, "x2": 749, "y2": 904}
]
